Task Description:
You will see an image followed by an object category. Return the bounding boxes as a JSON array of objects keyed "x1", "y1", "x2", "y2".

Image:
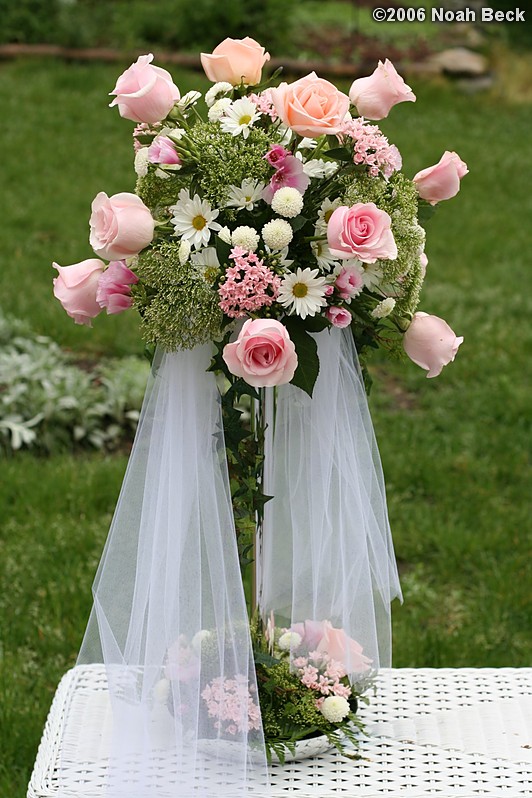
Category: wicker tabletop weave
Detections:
[{"x1": 28, "y1": 666, "x2": 532, "y2": 797}]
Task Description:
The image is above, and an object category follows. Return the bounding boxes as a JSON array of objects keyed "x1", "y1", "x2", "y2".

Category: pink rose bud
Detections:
[
  {"x1": 201, "y1": 37, "x2": 270, "y2": 86},
  {"x1": 327, "y1": 203, "x2": 397, "y2": 263},
  {"x1": 96, "y1": 260, "x2": 139, "y2": 315},
  {"x1": 335, "y1": 265, "x2": 364, "y2": 300},
  {"x1": 148, "y1": 135, "x2": 181, "y2": 165},
  {"x1": 53, "y1": 259, "x2": 105, "y2": 326},
  {"x1": 413, "y1": 151, "x2": 469, "y2": 205},
  {"x1": 403, "y1": 311, "x2": 463, "y2": 378},
  {"x1": 270, "y1": 72, "x2": 350, "y2": 138},
  {"x1": 326, "y1": 306, "x2": 352, "y2": 328},
  {"x1": 109, "y1": 54, "x2": 180, "y2": 124},
  {"x1": 222, "y1": 318, "x2": 298, "y2": 388},
  {"x1": 316, "y1": 623, "x2": 372, "y2": 674},
  {"x1": 349, "y1": 59, "x2": 416, "y2": 120},
  {"x1": 89, "y1": 191, "x2": 155, "y2": 261}
]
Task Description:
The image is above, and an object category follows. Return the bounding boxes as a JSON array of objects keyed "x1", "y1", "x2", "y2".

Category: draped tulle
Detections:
[
  {"x1": 260, "y1": 327, "x2": 402, "y2": 674},
  {"x1": 75, "y1": 344, "x2": 269, "y2": 797}
]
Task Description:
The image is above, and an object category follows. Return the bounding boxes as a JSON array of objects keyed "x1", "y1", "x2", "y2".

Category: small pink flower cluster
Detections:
[
  {"x1": 201, "y1": 675, "x2": 261, "y2": 736},
  {"x1": 340, "y1": 117, "x2": 402, "y2": 179},
  {"x1": 218, "y1": 247, "x2": 281, "y2": 318},
  {"x1": 293, "y1": 652, "x2": 352, "y2": 700},
  {"x1": 249, "y1": 89, "x2": 278, "y2": 121}
]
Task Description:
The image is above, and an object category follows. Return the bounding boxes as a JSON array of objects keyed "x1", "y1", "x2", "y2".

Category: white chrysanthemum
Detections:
[
  {"x1": 208, "y1": 97, "x2": 232, "y2": 122},
  {"x1": 271, "y1": 187, "x2": 304, "y2": 218},
  {"x1": 134, "y1": 147, "x2": 149, "y2": 177},
  {"x1": 362, "y1": 262, "x2": 384, "y2": 289},
  {"x1": 371, "y1": 297, "x2": 396, "y2": 319},
  {"x1": 205, "y1": 81, "x2": 233, "y2": 107},
  {"x1": 176, "y1": 90, "x2": 202, "y2": 110},
  {"x1": 231, "y1": 226, "x2": 260, "y2": 251},
  {"x1": 311, "y1": 240, "x2": 340, "y2": 272},
  {"x1": 225, "y1": 179, "x2": 266, "y2": 211},
  {"x1": 315, "y1": 197, "x2": 343, "y2": 235},
  {"x1": 278, "y1": 631, "x2": 302, "y2": 651},
  {"x1": 298, "y1": 137, "x2": 318, "y2": 150},
  {"x1": 170, "y1": 189, "x2": 221, "y2": 249},
  {"x1": 277, "y1": 267, "x2": 327, "y2": 319},
  {"x1": 178, "y1": 239, "x2": 191, "y2": 264},
  {"x1": 302, "y1": 158, "x2": 339, "y2": 179},
  {"x1": 218, "y1": 226, "x2": 232, "y2": 244},
  {"x1": 191, "y1": 629, "x2": 212, "y2": 653},
  {"x1": 220, "y1": 98, "x2": 260, "y2": 139},
  {"x1": 262, "y1": 219, "x2": 293, "y2": 251},
  {"x1": 320, "y1": 695, "x2": 350, "y2": 723}
]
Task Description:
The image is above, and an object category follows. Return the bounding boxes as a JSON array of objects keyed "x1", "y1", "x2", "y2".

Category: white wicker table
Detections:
[{"x1": 28, "y1": 666, "x2": 532, "y2": 797}]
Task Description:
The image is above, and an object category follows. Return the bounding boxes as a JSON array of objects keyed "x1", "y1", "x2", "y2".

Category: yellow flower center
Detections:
[
  {"x1": 192, "y1": 214, "x2": 206, "y2": 230},
  {"x1": 292, "y1": 282, "x2": 308, "y2": 298},
  {"x1": 324, "y1": 209, "x2": 334, "y2": 223},
  {"x1": 245, "y1": 196, "x2": 252, "y2": 202},
  {"x1": 239, "y1": 114, "x2": 252, "y2": 125}
]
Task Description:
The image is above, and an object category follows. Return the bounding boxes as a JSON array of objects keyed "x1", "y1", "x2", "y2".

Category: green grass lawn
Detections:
[{"x1": 0, "y1": 57, "x2": 531, "y2": 795}]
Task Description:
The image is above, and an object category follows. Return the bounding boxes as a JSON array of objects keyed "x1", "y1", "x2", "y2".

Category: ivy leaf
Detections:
[{"x1": 284, "y1": 318, "x2": 320, "y2": 397}]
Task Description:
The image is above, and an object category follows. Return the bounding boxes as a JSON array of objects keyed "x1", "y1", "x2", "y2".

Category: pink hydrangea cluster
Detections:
[
  {"x1": 339, "y1": 117, "x2": 402, "y2": 179},
  {"x1": 292, "y1": 652, "x2": 352, "y2": 700},
  {"x1": 218, "y1": 247, "x2": 281, "y2": 318},
  {"x1": 249, "y1": 89, "x2": 278, "y2": 121},
  {"x1": 201, "y1": 675, "x2": 261, "y2": 736}
]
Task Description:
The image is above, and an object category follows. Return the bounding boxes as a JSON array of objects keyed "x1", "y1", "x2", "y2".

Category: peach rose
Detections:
[
  {"x1": 270, "y1": 72, "x2": 350, "y2": 138},
  {"x1": 89, "y1": 192, "x2": 155, "y2": 262},
  {"x1": 317, "y1": 623, "x2": 372, "y2": 674},
  {"x1": 53, "y1": 258, "x2": 105, "y2": 326},
  {"x1": 413, "y1": 151, "x2": 469, "y2": 205},
  {"x1": 349, "y1": 59, "x2": 416, "y2": 120},
  {"x1": 222, "y1": 319, "x2": 297, "y2": 388},
  {"x1": 327, "y1": 203, "x2": 397, "y2": 263},
  {"x1": 109, "y1": 54, "x2": 180, "y2": 124},
  {"x1": 201, "y1": 37, "x2": 270, "y2": 86},
  {"x1": 403, "y1": 312, "x2": 463, "y2": 378}
]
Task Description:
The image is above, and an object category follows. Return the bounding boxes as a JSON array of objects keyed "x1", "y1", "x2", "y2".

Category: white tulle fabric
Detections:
[
  {"x1": 75, "y1": 344, "x2": 269, "y2": 797},
  {"x1": 259, "y1": 327, "x2": 402, "y2": 674}
]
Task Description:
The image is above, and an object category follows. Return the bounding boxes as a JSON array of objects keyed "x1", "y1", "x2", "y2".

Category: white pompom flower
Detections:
[
  {"x1": 262, "y1": 219, "x2": 293, "y2": 251},
  {"x1": 371, "y1": 297, "x2": 396, "y2": 319},
  {"x1": 271, "y1": 187, "x2": 304, "y2": 218},
  {"x1": 231, "y1": 226, "x2": 260, "y2": 252},
  {"x1": 278, "y1": 631, "x2": 302, "y2": 651},
  {"x1": 320, "y1": 695, "x2": 351, "y2": 723}
]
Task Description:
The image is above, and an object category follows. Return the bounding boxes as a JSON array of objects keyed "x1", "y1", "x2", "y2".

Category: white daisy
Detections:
[
  {"x1": 362, "y1": 262, "x2": 384, "y2": 289},
  {"x1": 190, "y1": 247, "x2": 221, "y2": 284},
  {"x1": 297, "y1": 137, "x2": 318, "y2": 150},
  {"x1": 271, "y1": 187, "x2": 304, "y2": 218},
  {"x1": 205, "y1": 81, "x2": 233, "y2": 108},
  {"x1": 225, "y1": 179, "x2": 266, "y2": 211},
  {"x1": 231, "y1": 226, "x2": 260, "y2": 251},
  {"x1": 315, "y1": 197, "x2": 343, "y2": 235},
  {"x1": 220, "y1": 98, "x2": 260, "y2": 139},
  {"x1": 262, "y1": 219, "x2": 293, "y2": 251},
  {"x1": 170, "y1": 189, "x2": 221, "y2": 249},
  {"x1": 311, "y1": 240, "x2": 340, "y2": 272},
  {"x1": 175, "y1": 90, "x2": 202, "y2": 110},
  {"x1": 208, "y1": 97, "x2": 232, "y2": 123},
  {"x1": 371, "y1": 297, "x2": 396, "y2": 319},
  {"x1": 277, "y1": 267, "x2": 327, "y2": 319},
  {"x1": 218, "y1": 226, "x2": 232, "y2": 244},
  {"x1": 302, "y1": 158, "x2": 338, "y2": 179}
]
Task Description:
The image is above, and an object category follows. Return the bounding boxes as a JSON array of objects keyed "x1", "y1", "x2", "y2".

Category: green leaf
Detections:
[
  {"x1": 302, "y1": 314, "x2": 330, "y2": 333},
  {"x1": 289, "y1": 214, "x2": 309, "y2": 233},
  {"x1": 325, "y1": 147, "x2": 353, "y2": 162},
  {"x1": 417, "y1": 199, "x2": 438, "y2": 226},
  {"x1": 284, "y1": 318, "x2": 320, "y2": 397}
]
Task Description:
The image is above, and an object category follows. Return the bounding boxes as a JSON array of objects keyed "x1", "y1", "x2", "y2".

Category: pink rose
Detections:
[
  {"x1": 270, "y1": 72, "x2": 350, "y2": 138},
  {"x1": 326, "y1": 306, "x2": 351, "y2": 328},
  {"x1": 349, "y1": 59, "x2": 416, "y2": 120},
  {"x1": 201, "y1": 37, "x2": 270, "y2": 86},
  {"x1": 327, "y1": 203, "x2": 397, "y2": 263},
  {"x1": 96, "y1": 260, "x2": 139, "y2": 315},
  {"x1": 222, "y1": 319, "x2": 297, "y2": 388},
  {"x1": 53, "y1": 259, "x2": 105, "y2": 326},
  {"x1": 413, "y1": 151, "x2": 469, "y2": 205},
  {"x1": 317, "y1": 623, "x2": 372, "y2": 674},
  {"x1": 291, "y1": 620, "x2": 329, "y2": 651},
  {"x1": 148, "y1": 135, "x2": 181, "y2": 165},
  {"x1": 109, "y1": 54, "x2": 180, "y2": 124},
  {"x1": 89, "y1": 192, "x2": 155, "y2": 261},
  {"x1": 403, "y1": 312, "x2": 463, "y2": 378}
]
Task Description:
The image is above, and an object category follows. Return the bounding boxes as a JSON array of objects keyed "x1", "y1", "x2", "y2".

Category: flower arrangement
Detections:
[{"x1": 52, "y1": 36, "x2": 467, "y2": 761}]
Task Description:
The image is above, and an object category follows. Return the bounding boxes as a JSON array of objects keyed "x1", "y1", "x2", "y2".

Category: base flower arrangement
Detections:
[{"x1": 52, "y1": 36, "x2": 466, "y2": 762}]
